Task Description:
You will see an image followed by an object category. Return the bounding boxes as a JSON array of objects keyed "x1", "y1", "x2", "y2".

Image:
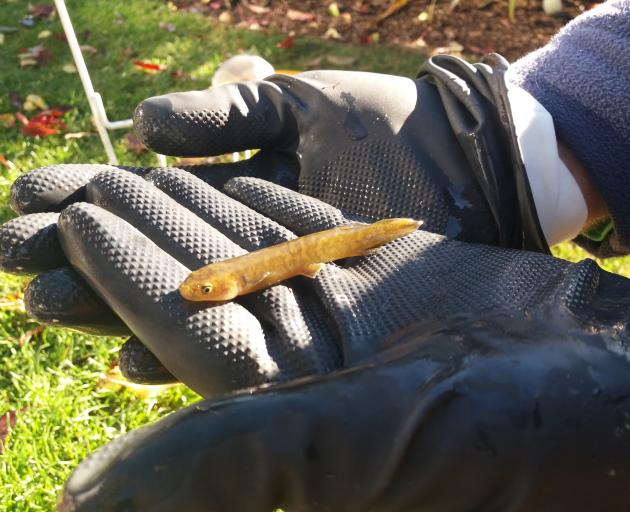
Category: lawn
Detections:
[{"x1": 0, "y1": 1, "x2": 628, "y2": 510}]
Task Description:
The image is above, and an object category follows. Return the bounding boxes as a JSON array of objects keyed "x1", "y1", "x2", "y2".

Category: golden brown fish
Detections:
[{"x1": 179, "y1": 218, "x2": 422, "y2": 301}]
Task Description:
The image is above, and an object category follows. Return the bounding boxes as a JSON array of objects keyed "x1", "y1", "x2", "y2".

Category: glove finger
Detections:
[
  {"x1": 177, "y1": 149, "x2": 299, "y2": 191},
  {"x1": 58, "y1": 202, "x2": 278, "y2": 397},
  {"x1": 133, "y1": 80, "x2": 288, "y2": 157},
  {"x1": 146, "y1": 167, "x2": 296, "y2": 250},
  {"x1": 118, "y1": 336, "x2": 178, "y2": 385},
  {"x1": 24, "y1": 267, "x2": 130, "y2": 336},
  {"x1": 58, "y1": 315, "x2": 630, "y2": 512},
  {"x1": 224, "y1": 176, "x2": 370, "y2": 234},
  {"x1": 0, "y1": 212, "x2": 65, "y2": 274},
  {"x1": 89, "y1": 168, "x2": 341, "y2": 377},
  {"x1": 10, "y1": 164, "x2": 149, "y2": 215}
]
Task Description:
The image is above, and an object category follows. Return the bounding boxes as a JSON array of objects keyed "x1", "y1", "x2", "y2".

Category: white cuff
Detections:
[{"x1": 506, "y1": 83, "x2": 588, "y2": 246}]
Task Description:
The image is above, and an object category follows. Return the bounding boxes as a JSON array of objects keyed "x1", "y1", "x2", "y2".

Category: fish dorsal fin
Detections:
[
  {"x1": 333, "y1": 222, "x2": 367, "y2": 232},
  {"x1": 299, "y1": 263, "x2": 323, "y2": 278}
]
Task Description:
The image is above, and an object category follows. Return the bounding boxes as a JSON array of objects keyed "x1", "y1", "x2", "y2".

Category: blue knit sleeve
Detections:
[{"x1": 507, "y1": 0, "x2": 630, "y2": 257}]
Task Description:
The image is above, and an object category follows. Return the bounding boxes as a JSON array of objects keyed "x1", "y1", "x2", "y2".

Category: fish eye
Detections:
[{"x1": 201, "y1": 284, "x2": 213, "y2": 294}]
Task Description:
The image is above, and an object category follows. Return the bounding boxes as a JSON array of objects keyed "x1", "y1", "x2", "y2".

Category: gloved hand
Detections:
[
  {"x1": 1, "y1": 158, "x2": 626, "y2": 397},
  {"x1": 1, "y1": 54, "x2": 550, "y2": 385},
  {"x1": 133, "y1": 53, "x2": 547, "y2": 251},
  {"x1": 52, "y1": 175, "x2": 630, "y2": 511}
]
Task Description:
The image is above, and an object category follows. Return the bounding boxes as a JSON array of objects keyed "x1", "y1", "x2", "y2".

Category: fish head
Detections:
[{"x1": 179, "y1": 270, "x2": 240, "y2": 302}]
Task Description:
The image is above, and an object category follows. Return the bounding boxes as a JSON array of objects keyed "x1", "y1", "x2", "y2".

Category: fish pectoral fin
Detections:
[
  {"x1": 361, "y1": 246, "x2": 382, "y2": 256},
  {"x1": 245, "y1": 271, "x2": 271, "y2": 288},
  {"x1": 299, "y1": 263, "x2": 323, "y2": 278}
]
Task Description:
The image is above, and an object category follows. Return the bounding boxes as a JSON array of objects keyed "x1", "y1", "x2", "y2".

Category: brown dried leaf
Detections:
[
  {"x1": 124, "y1": 132, "x2": 147, "y2": 154},
  {"x1": 377, "y1": 0, "x2": 409, "y2": 23},
  {"x1": 245, "y1": 2, "x2": 270, "y2": 14},
  {"x1": 28, "y1": 4, "x2": 55, "y2": 20},
  {"x1": 18, "y1": 326, "x2": 43, "y2": 347},
  {"x1": 79, "y1": 44, "x2": 98, "y2": 55},
  {"x1": 0, "y1": 113, "x2": 16, "y2": 128},
  {"x1": 64, "y1": 131, "x2": 93, "y2": 140},
  {"x1": 287, "y1": 9, "x2": 316, "y2": 21}
]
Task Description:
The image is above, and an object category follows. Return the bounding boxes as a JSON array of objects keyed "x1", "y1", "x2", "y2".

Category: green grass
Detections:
[{"x1": 0, "y1": 0, "x2": 628, "y2": 510}]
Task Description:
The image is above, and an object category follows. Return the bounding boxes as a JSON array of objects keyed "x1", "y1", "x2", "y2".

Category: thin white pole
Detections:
[{"x1": 54, "y1": 0, "x2": 119, "y2": 163}]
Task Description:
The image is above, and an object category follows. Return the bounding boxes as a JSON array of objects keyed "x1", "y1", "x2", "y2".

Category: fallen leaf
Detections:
[
  {"x1": 0, "y1": 155, "x2": 17, "y2": 171},
  {"x1": 64, "y1": 131, "x2": 93, "y2": 140},
  {"x1": 23, "y1": 94, "x2": 48, "y2": 111},
  {"x1": 245, "y1": 3, "x2": 270, "y2": 14},
  {"x1": 287, "y1": 9, "x2": 316, "y2": 21},
  {"x1": 28, "y1": 4, "x2": 55, "y2": 20},
  {"x1": 340, "y1": 12, "x2": 352, "y2": 24},
  {"x1": 377, "y1": 0, "x2": 409, "y2": 23},
  {"x1": 328, "y1": 2, "x2": 341, "y2": 17},
  {"x1": 0, "y1": 34, "x2": 4, "y2": 45},
  {"x1": 37, "y1": 29, "x2": 52, "y2": 38},
  {"x1": 18, "y1": 45, "x2": 53, "y2": 67},
  {"x1": 0, "y1": 113, "x2": 16, "y2": 128},
  {"x1": 170, "y1": 68, "x2": 190, "y2": 80},
  {"x1": 18, "y1": 326, "x2": 43, "y2": 347},
  {"x1": 132, "y1": 60, "x2": 166, "y2": 73},
  {"x1": 124, "y1": 132, "x2": 146, "y2": 154},
  {"x1": 323, "y1": 27, "x2": 343, "y2": 39},
  {"x1": 79, "y1": 44, "x2": 98, "y2": 54},
  {"x1": 276, "y1": 35, "x2": 294, "y2": 49},
  {"x1": 62, "y1": 62, "x2": 77, "y2": 73},
  {"x1": 16, "y1": 110, "x2": 66, "y2": 137},
  {"x1": 218, "y1": 11, "x2": 233, "y2": 23},
  {"x1": 0, "y1": 293, "x2": 24, "y2": 309},
  {"x1": 325, "y1": 55, "x2": 357, "y2": 66},
  {"x1": 159, "y1": 21, "x2": 176, "y2": 32}
]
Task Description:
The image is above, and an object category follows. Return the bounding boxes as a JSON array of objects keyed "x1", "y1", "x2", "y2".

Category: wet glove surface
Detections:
[{"x1": 58, "y1": 303, "x2": 630, "y2": 512}]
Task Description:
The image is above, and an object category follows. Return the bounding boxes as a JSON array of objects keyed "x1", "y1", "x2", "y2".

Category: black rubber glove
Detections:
[
  {"x1": 0, "y1": 162, "x2": 608, "y2": 397},
  {"x1": 134, "y1": 53, "x2": 546, "y2": 251},
  {"x1": 55, "y1": 178, "x2": 630, "y2": 511},
  {"x1": 1, "y1": 54, "x2": 549, "y2": 384}
]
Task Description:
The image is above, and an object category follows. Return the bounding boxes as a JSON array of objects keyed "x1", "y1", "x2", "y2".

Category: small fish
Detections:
[{"x1": 179, "y1": 218, "x2": 422, "y2": 302}]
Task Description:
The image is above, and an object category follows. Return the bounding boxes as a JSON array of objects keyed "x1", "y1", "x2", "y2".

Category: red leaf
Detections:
[
  {"x1": 0, "y1": 409, "x2": 21, "y2": 454},
  {"x1": 132, "y1": 60, "x2": 165, "y2": 73},
  {"x1": 276, "y1": 35, "x2": 294, "y2": 49},
  {"x1": 16, "y1": 110, "x2": 66, "y2": 137}
]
